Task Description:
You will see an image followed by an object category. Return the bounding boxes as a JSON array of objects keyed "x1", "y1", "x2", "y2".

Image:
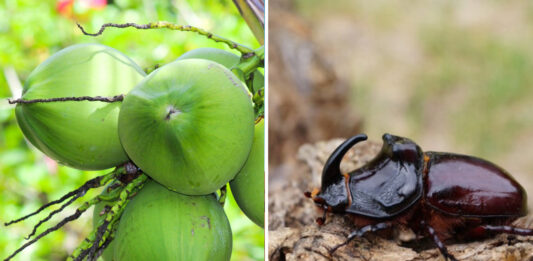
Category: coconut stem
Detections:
[
  {"x1": 4, "y1": 197, "x2": 101, "y2": 261},
  {"x1": 68, "y1": 174, "x2": 148, "y2": 261},
  {"x1": 91, "y1": 220, "x2": 120, "y2": 261},
  {"x1": 253, "y1": 87, "x2": 264, "y2": 118},
  {"x1": 24, "y1": 192, "x2": 80, "y2": 239},
  {"x1": 95, "y1": 227, "x2": 116, "y2": 259},
  {"x1": 76, "y1": 22, "x2": 256, "y2": 55},
  {"x1": 237, "y1": 45, "x2": 264, "y2": 75},
  {"x1": 218, "y1": 184, "x2": 228, "y2": 207},
  {"x1": 3, "y1": 167, "x2": 129, "y2": 261},
  {"x1": 7, "y1": 95, "x2": 125, "y2": 104},
  {"x1": 4, "y1": 167, "x2": 122, "y2": 227},
  {"x1": 144, "y1": 64, "x2": 160, "y2": 74}
]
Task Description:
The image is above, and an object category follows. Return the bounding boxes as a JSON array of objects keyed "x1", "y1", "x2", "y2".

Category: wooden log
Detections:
[{"x1": 268, "y1": 138, "x2": 533, "y2": 261}]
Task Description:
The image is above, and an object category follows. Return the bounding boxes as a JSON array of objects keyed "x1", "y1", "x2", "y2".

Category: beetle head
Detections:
[{"x1": 315, "y1": 134, "x2": 368, "y2": 212}]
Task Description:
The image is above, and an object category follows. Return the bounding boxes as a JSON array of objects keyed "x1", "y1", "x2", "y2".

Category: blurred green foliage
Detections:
[
  {"x1": 412, "y1": 20, "x2": 533, "y2": 158},
  {"x1": 295, "y1": 0, "x2": 533, "y2": 161},
  {"x1": 0, "y1": 0, "x2": 263, "y2": 260}
]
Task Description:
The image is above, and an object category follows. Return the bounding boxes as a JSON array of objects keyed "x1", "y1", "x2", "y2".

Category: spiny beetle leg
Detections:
[
  {"x1": 424, "y1": 222, "x2": 458, "y2": 261},
  {"x1": 480, "y1": 224, "x2": 533, "y2": 236},
  {"x1": 329, "y1": 222, "x2": 391, "y2": 254}
]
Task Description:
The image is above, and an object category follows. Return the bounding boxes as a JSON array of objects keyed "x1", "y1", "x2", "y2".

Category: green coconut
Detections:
[
  {"x1": 118, "y1": 59, "x2": 254, "y2": 195},
  {"x1": 113, "y1": 181, "x2": 232, "y2": 261},
  {"x1": 177, "y1": 47, "x2": 264, "y2": 93},
  {"x1": 177, "y1": 47, "x2": 240, "y2": 68},
  {"x1": 15, "y1": 43, "x2": 146, "y2": 170},
  {"x1": 229, "y1": 118, "x2": 264, "y2": 227}
]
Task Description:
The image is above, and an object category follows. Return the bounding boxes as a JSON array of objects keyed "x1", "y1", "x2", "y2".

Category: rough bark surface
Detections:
[{"x1": 268, "y1": 138, "x2": 533, "y2": 261}]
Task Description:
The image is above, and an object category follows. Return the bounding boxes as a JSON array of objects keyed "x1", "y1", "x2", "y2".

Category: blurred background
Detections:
[
  {"x1": 269, "y1": 0, "x2": 533, "y2": 212},
  {"x1": 0, "y1": 0, "x2": 263, "y2": 260}
]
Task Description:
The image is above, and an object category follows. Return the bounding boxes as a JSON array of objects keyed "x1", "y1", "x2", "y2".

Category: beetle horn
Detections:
[{"x1": 322, "y1": 134, "x2": 368, "y2": 187}]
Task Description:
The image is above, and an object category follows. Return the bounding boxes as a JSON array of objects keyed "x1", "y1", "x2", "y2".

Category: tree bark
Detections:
[{"x1": 268, "y1": 138, "x2": 533, "y2": 261}]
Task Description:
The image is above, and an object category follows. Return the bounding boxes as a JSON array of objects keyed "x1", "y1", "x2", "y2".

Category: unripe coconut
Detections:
[
  {"x1": 15, "y1": 43, "x2": 146, "y2": 170},
  {"x1": 113, "y1": 181, "x2": 232, "y2": 261},
  {"x1": 118, "y1": 59, "x2": 254, "y2": 195},
  {"x1": 177, "y1": 47, "x2": 264, "y2": 93},
  {"x1": 177, "y1": 47, "x2": 240, "y2": 68},
  {"x1": 230, "y1": 118, "x2": 264, "y2": 227}
]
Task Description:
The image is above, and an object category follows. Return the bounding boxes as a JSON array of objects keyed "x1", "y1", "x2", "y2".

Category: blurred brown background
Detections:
[{"x1": 268, "y1": 0, "x2": 533, "y2": 211}]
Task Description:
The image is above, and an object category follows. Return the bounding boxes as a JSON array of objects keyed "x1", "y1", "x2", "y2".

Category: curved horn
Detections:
[{"x1": 322, "y1": 134, "x2": 368, "y2": 187}]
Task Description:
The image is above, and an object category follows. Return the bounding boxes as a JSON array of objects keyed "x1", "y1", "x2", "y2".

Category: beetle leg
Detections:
[
  {"x1": 478, "y1": 225, "x2": 533, "y2": 236},
  {"x1": 423, "y1": 222, "x2": 458, "y2": 261},
  {"x1": 329, "y1": 222, "x2": 390, "y2": 254}
]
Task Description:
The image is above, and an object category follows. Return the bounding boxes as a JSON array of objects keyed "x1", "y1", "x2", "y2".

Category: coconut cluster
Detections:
[{"x1": 15, "y1": 44, "x2": 264, "y2": 260}]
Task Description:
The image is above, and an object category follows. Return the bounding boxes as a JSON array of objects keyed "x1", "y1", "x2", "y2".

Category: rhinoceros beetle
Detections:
[{"x1": 306, "y1": 133, "x2": 532, "y2": 261}]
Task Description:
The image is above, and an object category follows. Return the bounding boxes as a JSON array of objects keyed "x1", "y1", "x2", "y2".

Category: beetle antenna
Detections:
[{"x1": 322, "y1": 134, "x2": 367, "y2": 187}]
